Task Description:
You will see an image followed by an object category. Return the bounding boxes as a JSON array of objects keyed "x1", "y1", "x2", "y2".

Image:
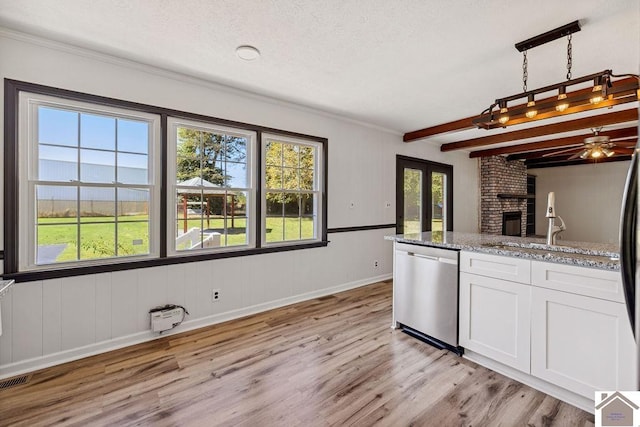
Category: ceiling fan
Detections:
[{"x1": 542, "y1": 128, "x2": 636, "y2": 160}]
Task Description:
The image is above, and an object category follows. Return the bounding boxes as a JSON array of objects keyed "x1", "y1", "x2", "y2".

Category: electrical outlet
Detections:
[
  {"x1": 385, "y1": 201, "x2": 391, "y2": 208},
  {"x1": 212, "y1": 289, "x2": 221, "y2": 302},
  {"x1": 374, "y1": 260, "x2": 379, "y2": 268}
]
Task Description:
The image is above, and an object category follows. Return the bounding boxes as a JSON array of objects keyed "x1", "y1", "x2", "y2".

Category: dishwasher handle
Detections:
[{"x1": 408, "y1": 252, "x2": 458, "y2": 265}]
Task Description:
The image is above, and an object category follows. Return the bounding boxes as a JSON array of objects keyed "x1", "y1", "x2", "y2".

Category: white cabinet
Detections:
[
  {"x1": 459, "y1": 271, "x2": 531, "y2": 373},
  {"x1": 530, "y1": 263, "x2": 636, "y2": 399}
]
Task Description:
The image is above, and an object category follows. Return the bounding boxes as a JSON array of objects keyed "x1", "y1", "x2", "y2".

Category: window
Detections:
[
  {"x1": 262, "y1": 134, "x2": 323, "y2": 245},
  {"x1": 5, "y1": 80, "x2": 327, "y2": 279},
  {"x1": 18, "y1": 92, "x2": 161, "y2": 270},
  {"x1": 167, "y1": 118, "x2": 256, "y2": 254}
]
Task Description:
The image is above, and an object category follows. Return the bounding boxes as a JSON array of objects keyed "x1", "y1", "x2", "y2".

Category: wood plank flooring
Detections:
[{"x1": 0, "y1": 281, "x2": 594, "y2": 426}]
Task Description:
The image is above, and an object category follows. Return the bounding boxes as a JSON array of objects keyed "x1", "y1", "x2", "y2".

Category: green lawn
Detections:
[{"x1": 37, "y1": 215, "x2": 314, "y2": 262}]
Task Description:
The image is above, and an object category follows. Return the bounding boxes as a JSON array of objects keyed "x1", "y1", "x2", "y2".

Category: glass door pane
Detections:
[
  {"x1": 403, "y1": 168, "x2": 422, "y2": 234},
  {"x1": 431, "y1": 171, "x2": 446, "y2": 232}
]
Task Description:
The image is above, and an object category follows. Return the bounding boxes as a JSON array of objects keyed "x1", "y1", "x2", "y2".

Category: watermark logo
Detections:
[{"x1": 595, "y1": 391, "x2": 640, "y2": 427}]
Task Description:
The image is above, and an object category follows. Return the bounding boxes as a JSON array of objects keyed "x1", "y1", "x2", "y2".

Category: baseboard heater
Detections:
[{"x1": 400, "y1": 324, "x2": 464, "y2": 357}]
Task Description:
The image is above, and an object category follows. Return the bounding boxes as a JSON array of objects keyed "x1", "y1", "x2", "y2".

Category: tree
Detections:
[{"x1": 176, "y1": 129, "x2": 246, "y2": 186}]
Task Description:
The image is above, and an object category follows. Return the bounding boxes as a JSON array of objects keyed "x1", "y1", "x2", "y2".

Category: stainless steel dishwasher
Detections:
[{"x1": 393, "y1": 242, "x2": 462, "y2": 355}]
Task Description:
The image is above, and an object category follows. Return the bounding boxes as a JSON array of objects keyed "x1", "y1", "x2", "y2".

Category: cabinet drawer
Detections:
[
  {"x1": 531, "y1": 261, "x2": 623, "y2": 303},
  {"x1": 460, "y1": 251, "x2": 531, "y2": 284}
]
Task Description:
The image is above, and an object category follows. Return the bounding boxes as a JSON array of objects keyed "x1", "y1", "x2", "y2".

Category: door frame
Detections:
[{"x1": 396, "y1": 155, "x2": 453, "y2": 234}]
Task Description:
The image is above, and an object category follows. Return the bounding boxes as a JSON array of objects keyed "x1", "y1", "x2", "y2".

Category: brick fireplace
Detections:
[{"x1": 481, "y1": 156, "x2": 527, "y2": 236}]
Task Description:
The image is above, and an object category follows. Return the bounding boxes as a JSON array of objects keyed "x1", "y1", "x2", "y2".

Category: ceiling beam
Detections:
[
  {"x1": 469, "y1": 127, "x2": 638, "y2": 158},
  {"x1": 526, "y1": 155, "x2": 632, "y2": 169},
  {"x1": 403, "y1": 77, "x2": 638, "y2": 142},
  {"x1": 441, "y1": 108, "x2": 638, "y2": 152}
]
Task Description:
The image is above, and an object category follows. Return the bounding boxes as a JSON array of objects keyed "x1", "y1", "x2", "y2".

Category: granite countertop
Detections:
[{"x1": 385, "y1": 231, "x2": 621, "y2": 271}]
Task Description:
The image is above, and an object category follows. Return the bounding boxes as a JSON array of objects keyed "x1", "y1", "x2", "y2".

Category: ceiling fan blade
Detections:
[
  {"x1": 614, "y1": 148, "x2": 635, "y2": 155},
  {"x1": 541, "y1": 147, "x2": 580, "y2": 157},
  {"x1": 568, "y1": 151, "x2": 586, "y2": 160}
]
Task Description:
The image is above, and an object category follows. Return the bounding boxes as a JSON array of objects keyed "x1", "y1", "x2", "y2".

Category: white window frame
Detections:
[
  {"x1": 166, "y1": 117, "x2": 257, "y2": 256},
  {"x1": 261, "y1": 133, "x2": 324, "y2": 247},
  {"x1": 17, "y1": 92, "x2": 162, "y2": 271}
]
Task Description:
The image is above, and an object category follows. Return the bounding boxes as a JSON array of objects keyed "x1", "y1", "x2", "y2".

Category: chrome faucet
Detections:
[
  {"x1": 547, "y1": 216, "x2": 567, "y2": 245},
  {"x1": 545, "y1": 191, "x2": 566, "y2": 245}
]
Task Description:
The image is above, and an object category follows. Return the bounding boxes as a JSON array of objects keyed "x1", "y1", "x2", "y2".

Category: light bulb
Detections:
[
  {"x1": 602, "y1": 148, "x2": 614, "y2": 157},
  {"x1": 525, "y1": 94, "x2": 537, "y2": 118},
  {"x1": 498, "y1": 106, "x2": 509, "y2": 125},
  {"x1": 591, "y1": 148, "x2": 603, "y2": 158},
  {"x1": 590, "y1": 87, "x2": 603, "y2": 105},
  {"x1": 555, "y1": 92, "x2": 569, "y2": 112},
  {"x1": 590, "y1": 76, "x2": 604, "y2": 104}
]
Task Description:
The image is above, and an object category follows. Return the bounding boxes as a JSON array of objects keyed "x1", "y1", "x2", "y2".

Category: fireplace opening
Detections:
[{"x1": 502, "y1": 211, "x2": 522, "y2": 236}]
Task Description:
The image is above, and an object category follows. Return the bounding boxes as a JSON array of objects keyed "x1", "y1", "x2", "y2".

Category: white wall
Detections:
[
  {"x1": 533, "y1": 160, "x2": 630, "y2": 244},
  {"x1": 0, "y1": 30, "x2": 478, "y2": 377}
]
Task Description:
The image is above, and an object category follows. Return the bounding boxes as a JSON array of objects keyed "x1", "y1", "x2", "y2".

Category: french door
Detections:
[{"x1": 396, "y1": 156, "x2": 453, "y2": 234}]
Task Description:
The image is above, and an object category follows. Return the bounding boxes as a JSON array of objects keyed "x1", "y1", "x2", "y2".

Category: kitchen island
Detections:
[{"x1": 386, "y1": 231, "x2": 634, "y2": 412}]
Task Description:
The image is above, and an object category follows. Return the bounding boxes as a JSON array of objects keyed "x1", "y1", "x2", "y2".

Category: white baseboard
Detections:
[
  {"x1": 0, "y1": 273, "x2": 392, "y2": 379},
  {"x1": 463, "y1": 350, "x2": 594, "y2": 414}
]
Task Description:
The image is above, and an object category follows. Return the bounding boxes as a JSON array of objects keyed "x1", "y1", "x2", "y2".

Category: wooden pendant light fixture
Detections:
[{"x1": 473, "y1": 21, "x2": 640, "y2": 130}]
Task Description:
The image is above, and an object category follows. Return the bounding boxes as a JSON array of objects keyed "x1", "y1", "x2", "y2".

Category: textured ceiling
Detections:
[{"x1": 0, "y1": 0, "x2": 638, "y2": 135}]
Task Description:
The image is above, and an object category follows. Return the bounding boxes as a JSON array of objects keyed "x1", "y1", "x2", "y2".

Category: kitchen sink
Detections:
[{"x1": 480, "y1": 241, "x2": 620, "y2": 264}]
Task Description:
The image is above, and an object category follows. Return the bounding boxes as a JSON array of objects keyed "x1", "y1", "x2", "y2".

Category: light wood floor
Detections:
[{"x1": 0, "y1": 281, "x2": 594, "y2": 426}]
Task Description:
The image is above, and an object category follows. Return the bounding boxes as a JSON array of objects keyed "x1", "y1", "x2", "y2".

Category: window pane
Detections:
[
  {"x1": 118, "y1": 152, "x2": 148, "y2": 184},
  {"x1": 403, "y1": 168, "x2": 422, "y2": 234},
  {"x1": 224, "y1": 192, "x2": 247, "y2": 246},
  {"x1": 283, "y1": 167, "x2": 298, "y2": 190},
  {"x1": 37, "y1": 224, "x2": 77, "y2": 264},
  {"x1": 282, "y1": 144, "x2": 298, "y2": 168},
  {"x1": 284, "y1": 195, "x2": 300, "y2": 241},
  {"x1": 81, "y1": 149, "x2": 115, "y2": 183},
  {"x1": 225, "y1": 161, "x2": 247, "y2": 188},
  {"x1": 80, "y1": 187, "x2": 114, "y2": 222},
  {"x1": 225, "y1": 136, "x2": 247, "y2": 163},
  {"x1": 301, "y1": 193, "x2": 315, "y2": 240},
  {"x1": 176, "y1": 156, "x2": 203, "y2": 183},
  {"x1": 118, "y1": 188, "x2": 150, "y2": 219},
  {"x1": 299, "y1": 146, "x2": 314, "y2": 169},
  {"x1": 265, "y1": 141, "x2": 282, "y2": 165},
  {"x1": 37, "y1": 185, "x2": 77, "y2": 222},
  {"x1": 80, "y1": 223, "x2": 115, "y2": 260},
  {"x1": 117, "y1": 119, "x2": 149, "y2": 154},
  {"x1": 265, "y1": 192, "x2": 284, "y2": 242},
  {"x1": 80, "y1": 113, "x2": 115, "y2": 150},
  {"x1": 265, "y1": 166, "x2": 282, "y2": 190},
  {"x1": 265, "y1": 217, "x2": 284, "y2": 243},
  {"x1": 118, "y1": 222, "x2": 149, "y2": 255},
  {"x1": 431, "y1": 172, "x2": 445, "y2": 232},
  {"x1": 39, "y1": 145, "x2": 78, "y2": 181},
  {"x1": 300, "y1": 167, "x2": 314, "y2": 191},
  {"x1": 284, "y1": 218, "x2": 301, "y2": 240},
  {"x1": 38, "y1": 107, "x2": 78, "y2": 147}
]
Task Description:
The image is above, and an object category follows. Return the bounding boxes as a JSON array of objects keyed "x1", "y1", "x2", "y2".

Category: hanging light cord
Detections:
[
  {"x1": 566, "y1": 34, "x2": 573, "y2": 80},
  {"x1": 522, "y1": 50, "x2": 528, "y2": 92}
]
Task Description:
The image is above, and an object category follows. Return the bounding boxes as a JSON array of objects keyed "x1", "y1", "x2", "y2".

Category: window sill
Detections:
[{"x1": 3, "y1": 241, "x2": 329, "y2": 283}]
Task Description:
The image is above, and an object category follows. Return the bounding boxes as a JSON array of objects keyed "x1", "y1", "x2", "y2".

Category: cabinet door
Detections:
[
  {"x1": 459, "y1": 272, "x2": 531, "y2": 373},
  {"x1": 531, "y1": 286, "x2": 636, "y2": 398}
]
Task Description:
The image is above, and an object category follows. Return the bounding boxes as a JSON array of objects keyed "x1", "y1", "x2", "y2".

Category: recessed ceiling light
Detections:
[{"x1": 236, "y1": 45, "x2": 260, "y2": 61}]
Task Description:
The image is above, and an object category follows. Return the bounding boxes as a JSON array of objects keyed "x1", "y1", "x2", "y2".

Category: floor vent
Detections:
[{"x1": 0, "y1": 375, "x2": 30, "y2": 390}]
